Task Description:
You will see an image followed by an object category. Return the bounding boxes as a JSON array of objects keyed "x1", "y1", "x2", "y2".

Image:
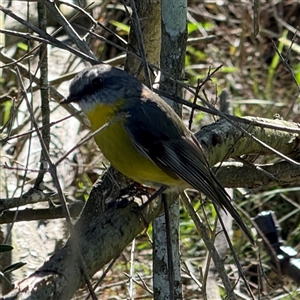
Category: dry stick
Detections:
[
  {"x1": 271, "y1": 38, "x2": 300, "y2": 93},
  {"x1": 42, "y1": 0, "x2": 96, "y2": 60},
  {"x1": 96, "y1": 20, "x2": 128, "y2": 47},
  {"x1": 55, "y1": 111, "x2": 129, "y2": 167},
  {"x1": 181, "y1": 261, "x2": 202, "y2": 290},
  {"x1": 269, "y1": 34, "x2": 300, "y2": 118},
  {"x1": 254, "y1": 220, "x2": 282, "y2": 280},
  {"x1": 123, "y1": 272, "x2": 153, "y2": 294},
  {"x1": 128, "y1": 0, "x2": 152, "y2": 89},
  {"x1": 58, "y1": 0, "x2": 129, "y2": 48},
  {"x1": 0, "y1": 89, "x2": 23, "y2": 136},
  {"x1": 48, "y1": 0, "x2": 132, "y2": 61},
  {"x1": 84, "y1": 257, "x2": 119, "y2": 300},
  {"x1": 4, "y1": 108, "x2": 33, "y2": 244},
  {"x1": 15, "y1": 67, "x2": 97, "y2": 300},
  {"x1": 55, "y1": 122, "x2": 109, "y2": 166},
  {"x1": 279, "y1": 193, "x2": 300, "y2": 223},
  {"x1": 35, "y1": 2, "x2": 50, "y2": 188},
  {"x1": 0, "y1": 45, "x2": 37, "y2": 69},
  {"x1": 157, "y1": 87, "x2": 300, "y2": 165},
  {"x1": 207, "y1": 92, "x2": 261, "y2": 298},
  {"x1": 202, "y1": 89, "x2": 300, "y2": 167},
  {"x1": 180, "y1": 191, "x2": 237, "y2": 300},
  {"x1": 0, "y1": 191, "x2": 55, "y2": 211},
  {"x1": 188, "y1": 65, "x2": 222, "y2": 130},
  {"x1": 202, "y1": 86, "x2": 229, "y2": 300},
  {"x1": 57, "y1": 0, "x2": 97, "y2": 24},
  {"x1": 1, "y1": 1, "x2": 96, "y2": 71},
  {"x1": 162, "y1": 194, "x2": 175, "y2": 300},
  {"x1": 153, "y1": 87, "x2": 300, "y2": 134},
  {"x1": 3, "y1": 163, "x2": 39, "y2": 173},
  {"x1": 2, "y1": 113, "x2": 77, "y2": 144},
  {"x1": 3, "y1": 2, "x2": 298, "y2": 142},
  {"x1": 189, "y1": 71, "x2": 275, "y2": 130},
  {"x1": 2, "y1": 20, "x2": 39, "y2": 241},
  {"x1": 0, "y1": 6, "x2": 97, "y2": 64},
  {"x1": 87, "y1": 29, "x2": 141, "y2": 62},
  {"x1": 1, "y1": 59, "x2": 45, "y2": 139},
  {"x1": 253, "y1": 0, "x2": 260, "y2": 37},
  {"x1": 0, "y1": 203, "x2": 84, "y2": 224},
  {"x1": 135, "y1": 273, "x2": 153, "y2": 294},
  {"x1": 0, "y1": 27, "x2": 96, "y2": 64},
  {"x1": 201, "y1": 212, "x2": 224, "y2": 299},
  {"x1": 129, "y1": 238, "x2": 136, "y2": 299},
  {"x1": 188, "y1": 78, "x2": 202, "y2": 130},
  {"x1": 0, "y1": 51, "x2": 89, "y2": 127},
  {"x1": 215, "y1": 209, "x2": 255, "y2": 299}
]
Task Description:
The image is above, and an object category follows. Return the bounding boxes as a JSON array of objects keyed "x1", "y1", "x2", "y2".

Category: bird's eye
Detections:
[{"x1": 91, "y1": 77, "x2": 104, "y2": 89}]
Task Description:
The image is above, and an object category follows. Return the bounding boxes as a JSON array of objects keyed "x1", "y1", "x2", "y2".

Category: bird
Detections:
[{"x1": 61, "y1": 63, "x2": 253, "y2": 244}]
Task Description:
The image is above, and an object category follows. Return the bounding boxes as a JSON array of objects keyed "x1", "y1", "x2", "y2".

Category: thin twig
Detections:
[
  {"x1": 15, "y1": 67, "x2": 97, "y2": 300},
  {"x1": 0, "y1": 1, "x2": 96, "y2": 71},
  {"x1": 202, "y1": 90, "x2": 300, "y2": 167},
  {"x1": 154, "y1": 88, "x2": 300, "y2": 134},
  {"x1": 0, "y1": 203, "x2": 84, "y2": 224},
  {"x1": 129, "y1": 238, "x2": 136, "y2": 299},
  {"x1": 271, "y1": 38, "x2": 300, "y2": 93},
  {"x1": 55, "y1": 112, "x2": 129, "y2": 166},
  {"x1": 85, "y1": 257, "x2": 119, "y2": 300},
  {"x1": 0, "y1": 51, "x2": 89, "y2": 126},
  {"x1": 180, "y1": 191, "x2": 238, "y2": 300},
  {"x1": 128, "y1": 0, "x2": 152, "y2": 88},
  {"x1": 162, "y1": 194, "x2": 175, "y2": 300},
  {"x1": 1, "y1": 113, "x2": 78, "y2": 144},
  {"x1": 41, "y1": 0, "x2": 97, "y2": 60},
  {"x1": 34, "y1": 2, "x2": 50, "y2": 188},
  {"x1": 0, "y1": 5, "x2": 97, "y2": 64}
]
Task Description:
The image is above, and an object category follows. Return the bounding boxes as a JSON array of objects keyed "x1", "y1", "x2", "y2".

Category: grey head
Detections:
[{"x1": 62, "y1": 64, "x2": 144, "y2": 112}]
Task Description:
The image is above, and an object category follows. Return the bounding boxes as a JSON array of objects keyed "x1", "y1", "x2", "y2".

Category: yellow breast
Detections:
[{"x1": 85, "y1": 103, "x2": 181, "y2": 186}]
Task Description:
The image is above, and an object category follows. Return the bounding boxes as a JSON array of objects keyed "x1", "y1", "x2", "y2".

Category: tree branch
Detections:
[
  {"x1": 197, "y1": 116, "x2": 300, "y2": 166},
  {"x1": 3, "y1": 169, "x2": 168, "y2": 299},
  {"x1": 2, "y1": 115, "x2": 300, "y2": 298}
]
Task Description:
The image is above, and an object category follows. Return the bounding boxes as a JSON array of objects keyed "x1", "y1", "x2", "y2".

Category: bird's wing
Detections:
[
  {"x1": 157, "y1": 137, "x2": 254, "y2": 244},
  {"x1": 124, "y1": 94, "x2": 225, "y2": 208},
  {"x1": 123, "y1": 94, "x2": 188, "y2": 180},
  {"x1": 124, "y1": 96, "x2": 254, "y2": 244}
]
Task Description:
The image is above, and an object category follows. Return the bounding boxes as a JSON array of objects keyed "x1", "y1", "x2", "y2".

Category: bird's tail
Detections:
[{"x1": 211, "y1": 178, "x2": 254, "y2": 245}]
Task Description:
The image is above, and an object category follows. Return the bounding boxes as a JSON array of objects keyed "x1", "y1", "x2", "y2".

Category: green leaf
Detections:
[
  {"x1": 17, "y1": 42, "x2": 28, "y2": 51},
  {"x1": 278, "y1": 36, "x2": 300, "y2": 54},
  {"x1": 221, "y1": 66, "x2": 238, "y2": 73},
  {"x1": 188, "y1": 22, "x2": 212, "y2": 34},
  {"x1": 1, "y1": 100, "x2": 13, "y2": 125},
  {"x1": 266, "y1": 29, "x2": 288, "y2": 98},
  {"x1": 109, "y1": 20, "x2": 130, "y2": 33},
  {"x1": 293, "y1": 63, "x2": 300, "y2": 85}
]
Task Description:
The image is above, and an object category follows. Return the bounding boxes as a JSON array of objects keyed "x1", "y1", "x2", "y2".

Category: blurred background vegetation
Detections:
[{"x1": 0, "y1": 0, "x2": 300, "y2": 299}]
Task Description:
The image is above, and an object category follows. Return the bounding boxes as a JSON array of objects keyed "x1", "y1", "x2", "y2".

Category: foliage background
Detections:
[{"x1": 0, "y1": 0, "x2": 300, "y2": 299}]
